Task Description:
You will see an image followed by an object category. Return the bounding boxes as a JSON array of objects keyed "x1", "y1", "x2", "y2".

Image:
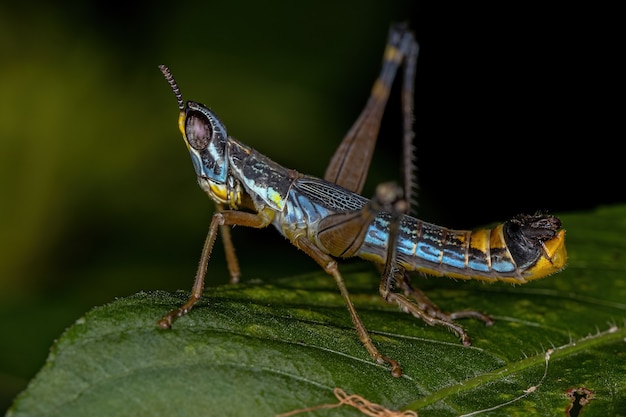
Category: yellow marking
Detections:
[
  {"x1": 449, "y1": 230, "x2": 469, "y2": 245},
  {"x1": 178, "y1": 111, "x2": 186, "y2": 136},
  {"x1": 489, "y1": 224, "x2": 508, "y2": 250},
  {"x1": 209, "y1": 183, "x2": 228, "y2": 202},
  {"x1": 358, "y1": 252, "x2": 385, "y2": 264},
  {"x1": 257, "y1": 206, "x2": 277, "y2": 227},
  {"x1": 228, "y1": 188, "x2": 241, "y2": 210},
  {"x1": 421, "y1": 267, "x2": 445, "y2": 277},
  {"x1": 524, "y1": 229, "x2": 567, "y2": 280},
  {"x1": 369, "y1": 45, "x2": 402, "y2": 100},
  {"x1": 371, "y1": 79, "x2": 390, "y2": 101},
  {"x1": 267, "y1": 188, "x2": 285, "y2": 210},
  {"x1": 383, "y1": 45, "x2": 402, "y2": 63},
  {"x1": 469, "y1": 228, "x2": 489, "y2": 253}
]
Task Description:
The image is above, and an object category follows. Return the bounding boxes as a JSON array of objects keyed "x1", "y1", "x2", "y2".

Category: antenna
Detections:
[{"x1": 158, "y1": 64, "x2": 185, "y2": 111}]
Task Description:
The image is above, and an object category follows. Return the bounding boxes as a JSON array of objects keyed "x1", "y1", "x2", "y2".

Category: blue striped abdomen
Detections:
[{"x1": 356, "y1": 213, "x2": 565, "y2": 283}]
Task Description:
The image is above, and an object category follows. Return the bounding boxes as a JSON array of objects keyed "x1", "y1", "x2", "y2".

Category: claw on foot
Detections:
[
  {"x1": 158, "y1": 317, "x2": 173, "y2": 329},
  {"x1": 377, "y1": 355, "x2": 403, "y2": 378}
]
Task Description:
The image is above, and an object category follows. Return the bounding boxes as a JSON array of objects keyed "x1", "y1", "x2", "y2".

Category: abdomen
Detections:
[{"x1": 357, "y1": 213, "x2": 566, "y2": 283}]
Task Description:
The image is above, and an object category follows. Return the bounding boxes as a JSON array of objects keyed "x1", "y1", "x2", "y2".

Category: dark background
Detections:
[{"x1": 0, "y1": 1, "x2": 621, "y2": 411}]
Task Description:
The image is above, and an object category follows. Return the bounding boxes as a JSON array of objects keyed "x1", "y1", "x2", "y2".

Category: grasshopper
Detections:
[{"x1": 157, "y1": 23, "x2": 566, "y2": 376}]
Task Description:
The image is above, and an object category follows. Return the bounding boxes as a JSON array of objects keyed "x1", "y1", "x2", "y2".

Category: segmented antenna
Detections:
[{"x1": 158, "y1": 64, "x2": 185, "y2": 111}]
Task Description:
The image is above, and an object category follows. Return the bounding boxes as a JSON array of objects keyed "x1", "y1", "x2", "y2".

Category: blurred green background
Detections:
[{"x1": 0, "y1": 1, "x2": 620, "y2": 411}]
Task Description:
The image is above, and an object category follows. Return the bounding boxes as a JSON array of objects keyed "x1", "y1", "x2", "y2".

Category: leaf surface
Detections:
[{"x1": 7, "y1": 206, "x2": 626, "y2": 417}]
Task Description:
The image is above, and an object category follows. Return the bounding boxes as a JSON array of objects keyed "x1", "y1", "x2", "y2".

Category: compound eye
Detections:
[{"x1": 185, "y1": 111, "x2": 212, "y2": 150}]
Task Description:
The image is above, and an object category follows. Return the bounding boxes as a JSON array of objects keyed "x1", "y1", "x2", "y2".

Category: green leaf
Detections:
[{"x1": 7, "y1": 205, "x2": 626, "y2": 417}]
